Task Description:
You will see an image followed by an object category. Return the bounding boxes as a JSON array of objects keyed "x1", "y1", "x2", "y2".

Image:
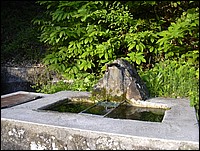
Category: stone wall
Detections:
[
  {"x1": 2, "y1": 119, "x2": 198, "y2": 150},
  {"x1": 1, "y1": 66, "x2": 51, "y2": 83},
  {"x1": 1, "y1": 66, "x2": 60, "y2": 95}
]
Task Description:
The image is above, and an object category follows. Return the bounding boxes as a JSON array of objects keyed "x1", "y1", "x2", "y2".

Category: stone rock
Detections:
[{"x1": 92, "y1": 59, "x2": 149, "y2": 102}]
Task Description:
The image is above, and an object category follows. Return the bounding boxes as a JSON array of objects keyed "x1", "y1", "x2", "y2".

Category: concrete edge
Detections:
[{"x1": 1, "y1": 91, "x2": 50, "y2": 98}]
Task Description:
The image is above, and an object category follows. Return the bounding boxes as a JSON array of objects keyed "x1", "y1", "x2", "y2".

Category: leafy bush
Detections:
[{"x1": 33, "y1": 1, "x2": 198, "y2": 72}]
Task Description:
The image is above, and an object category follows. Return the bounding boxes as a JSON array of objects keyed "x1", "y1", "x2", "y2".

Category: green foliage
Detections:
[
  {"x1": 33, "y1": 81, "x2": 71, "y2": 94},
  {"x1": 156, "y1": 7, "x2": 199, "y2": 63},
  {"x1": 33, "y1": 1, "x2": 199, "y2": 116},
  {"x1": 33, "y1": 1, "x2": 156, "y2": 77},
  {"x1": 139, "y1": 59, "x2": 199, "y2": 118},
  {"x1": 35, "y1": 73, "x2": 99, "y2": 94}
]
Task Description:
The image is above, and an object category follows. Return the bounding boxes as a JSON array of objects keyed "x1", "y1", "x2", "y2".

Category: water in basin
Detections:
[{"x1": 40, "y1": 98, "x2": 167, "y2": 122}]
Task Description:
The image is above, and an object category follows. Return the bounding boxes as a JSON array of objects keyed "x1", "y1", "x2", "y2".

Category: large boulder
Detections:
[{"x1": 92, "y1": 59, "x2": 149, "y2": 102}]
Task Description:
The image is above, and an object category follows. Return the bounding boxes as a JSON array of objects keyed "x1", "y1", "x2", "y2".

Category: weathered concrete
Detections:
[{"x1": 1, "y1": 91, "x2": 199, "y2": 150}]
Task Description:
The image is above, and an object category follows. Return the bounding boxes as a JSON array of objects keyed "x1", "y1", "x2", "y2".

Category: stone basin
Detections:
[
  {"x1": 1, "y1": 91, "x2": 199, "y2": 150},
  {"x1": 38, "y1": 98, "x2": 167, "y2": 122}
]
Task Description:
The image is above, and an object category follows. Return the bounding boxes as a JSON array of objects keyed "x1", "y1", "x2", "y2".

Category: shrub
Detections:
[{"x1": 139, "y1": 59, "x2": 199, "y2": 120}]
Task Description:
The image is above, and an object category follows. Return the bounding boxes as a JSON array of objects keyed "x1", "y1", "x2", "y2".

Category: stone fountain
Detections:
[{"x1": 1, "y1": 59, "x2": 199, "y2": 150}]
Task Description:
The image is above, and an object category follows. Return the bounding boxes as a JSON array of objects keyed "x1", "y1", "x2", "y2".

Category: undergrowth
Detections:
[{"x1": 139, "y1": 59, "x2": 199, "y2": 121}]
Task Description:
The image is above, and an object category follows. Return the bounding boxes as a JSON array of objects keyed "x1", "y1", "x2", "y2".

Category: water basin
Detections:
[
  {"x1": 106, "y1": 101, "x2": 165, "y2": 122},
  {"x1": 40, "y1": 98, "x2": 168, "y2": 122}
]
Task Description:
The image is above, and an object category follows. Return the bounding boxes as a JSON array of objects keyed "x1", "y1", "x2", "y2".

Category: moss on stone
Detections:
[{"x1": 90, "y1": 88, "x2": 126, "y2": 103}]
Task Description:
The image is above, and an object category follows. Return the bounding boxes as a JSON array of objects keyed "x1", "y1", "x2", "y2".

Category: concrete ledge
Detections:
[
  {"x1": 1, "y1": 91, "x2": 49, "y2": 99},
  {"x1": 1, "y1": 91, "x2": 199, "y2": 150}
]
